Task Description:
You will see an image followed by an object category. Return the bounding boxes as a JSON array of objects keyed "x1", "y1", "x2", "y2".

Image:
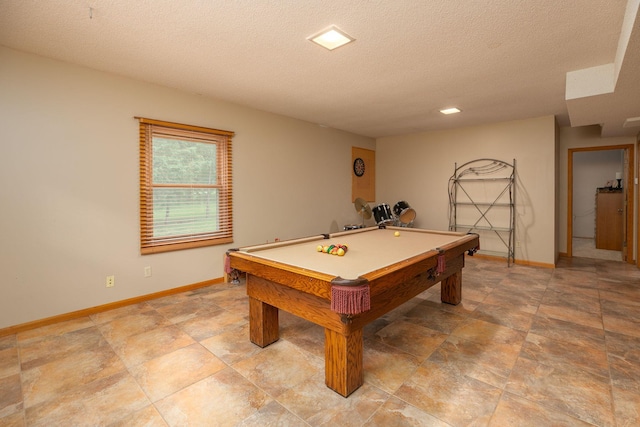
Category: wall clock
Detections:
[{"x1": 353, "y1": 157, "x2": 365, "y2": 177}]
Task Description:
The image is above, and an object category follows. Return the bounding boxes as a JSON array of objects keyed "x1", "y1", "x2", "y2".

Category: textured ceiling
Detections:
[{"x1": 1, "y1": 0, "x2": 639, "y2": 138}]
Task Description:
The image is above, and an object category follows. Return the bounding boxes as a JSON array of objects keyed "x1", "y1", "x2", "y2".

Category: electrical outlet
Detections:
[
  {"x1": 516, "y1": 241, "x2": 521, "y2": 248},
  {"x1": 144, "y1": 266, "x2": 152, "y2": 277},
  {"x1": 106, "y1": 275, "x2": 115, "y2": 287}
]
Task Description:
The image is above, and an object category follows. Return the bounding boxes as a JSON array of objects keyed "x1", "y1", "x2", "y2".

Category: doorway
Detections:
[{"x1": 567, "y1": 144, "x2": 634, "y2": 263}]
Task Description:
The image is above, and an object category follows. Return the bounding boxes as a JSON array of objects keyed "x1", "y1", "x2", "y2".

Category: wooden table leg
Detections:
[
  {"x1": 324, "y1": 328, "x2": 364, "y2": 397},
  {"x1": 441, "y1": 270, "x2": 461, "y2": 305},
  {"x1": 249, "y1": 296, "x2": 279, "y2": 347}
]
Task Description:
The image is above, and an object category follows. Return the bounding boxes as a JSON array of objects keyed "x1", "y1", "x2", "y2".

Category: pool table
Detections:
[{"x1": 226, "y1": 226, "x2": 479, "y2": 397}]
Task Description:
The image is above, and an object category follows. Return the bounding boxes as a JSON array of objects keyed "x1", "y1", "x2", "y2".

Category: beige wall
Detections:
[
  {"x1": 557, "y1": 125, "x2": 636, "y2": 254},
  {"x1": 376, "y1": 116, "x2": 558, "y2": 266},
  {"x1": 2, "y1": 46, "x2": 637, "y2": 330},
  {"x1": 0, "y1": 47, "x2": 374, "y2": 329}
]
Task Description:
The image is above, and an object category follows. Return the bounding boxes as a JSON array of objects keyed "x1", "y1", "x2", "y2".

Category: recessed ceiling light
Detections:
[
  {"x1": 308, "y1": 26, "x2": 355, "y2": 51},
  {"x1": 440, "y1": 107, "x2": 461, "y2": 115}
]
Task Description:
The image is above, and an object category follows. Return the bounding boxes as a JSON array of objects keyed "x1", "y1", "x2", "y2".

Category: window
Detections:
[{"x1": 137, "y1": 117, "x2": 234, "y2": 254}]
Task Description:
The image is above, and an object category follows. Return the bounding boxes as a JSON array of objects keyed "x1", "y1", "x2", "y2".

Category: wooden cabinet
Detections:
[{"x1": 595, "y1": 190, "x2": 623, "y2": 250}]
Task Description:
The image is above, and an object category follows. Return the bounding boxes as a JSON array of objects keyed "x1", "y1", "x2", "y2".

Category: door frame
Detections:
[{"x1": 567, "y1": 144, "x2": 634, "y2": 263}]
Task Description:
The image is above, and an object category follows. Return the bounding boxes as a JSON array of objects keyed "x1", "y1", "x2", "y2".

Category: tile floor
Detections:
[
  {"x1": 572, "y1": 237, "x2": 622, "y2": 262},
  {"x1": 2, "y1": 256, "x2": 640, "y2": 426}
]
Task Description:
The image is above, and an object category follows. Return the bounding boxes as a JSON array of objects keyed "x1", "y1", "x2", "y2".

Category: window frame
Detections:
[{"x1": 137, "y1": 117, "x2": 234, "y2": 254}]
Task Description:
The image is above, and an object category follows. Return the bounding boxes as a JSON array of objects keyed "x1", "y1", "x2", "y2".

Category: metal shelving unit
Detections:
[{"x1": 448, "y1": 158, "x2": 516, "y2": 266}]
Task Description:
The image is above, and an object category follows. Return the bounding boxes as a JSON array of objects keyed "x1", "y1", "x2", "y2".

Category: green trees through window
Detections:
[
  {"x1": 152, "y1": 138, "x2": 218, "y2": 237},
  {"x1": 137, "y1": 118, "x2": 234, "y2": 253}
]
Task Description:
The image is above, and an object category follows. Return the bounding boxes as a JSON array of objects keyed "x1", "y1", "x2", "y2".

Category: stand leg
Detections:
[
  {"x1": 324, "y1": 328, "x2": 364, "y2": 397},
  {"x1": 441, "y1": 271, "x2": 462, "y2": 305},
  {"x1": 249, "y1": 297, "x2": 279, "y2": 347}
]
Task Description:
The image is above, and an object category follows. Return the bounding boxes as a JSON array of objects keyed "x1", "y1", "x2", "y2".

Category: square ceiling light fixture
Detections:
[
  {"x1": 309, "y1": 26, "x2": 355, "y2": 50},
  {"x1": 440, "y1": 107, "x2": 461, "y2": 115}
]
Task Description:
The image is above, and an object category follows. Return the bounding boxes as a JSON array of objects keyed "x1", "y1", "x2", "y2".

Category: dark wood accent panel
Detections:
[{"x1": 351, "y1": 147, "x2": 375, "y2": 202}]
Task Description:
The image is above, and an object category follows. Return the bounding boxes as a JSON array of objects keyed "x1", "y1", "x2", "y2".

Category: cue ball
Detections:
[{"x1": 394, "y1": 231, "x2": 400, "y2": 237}]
